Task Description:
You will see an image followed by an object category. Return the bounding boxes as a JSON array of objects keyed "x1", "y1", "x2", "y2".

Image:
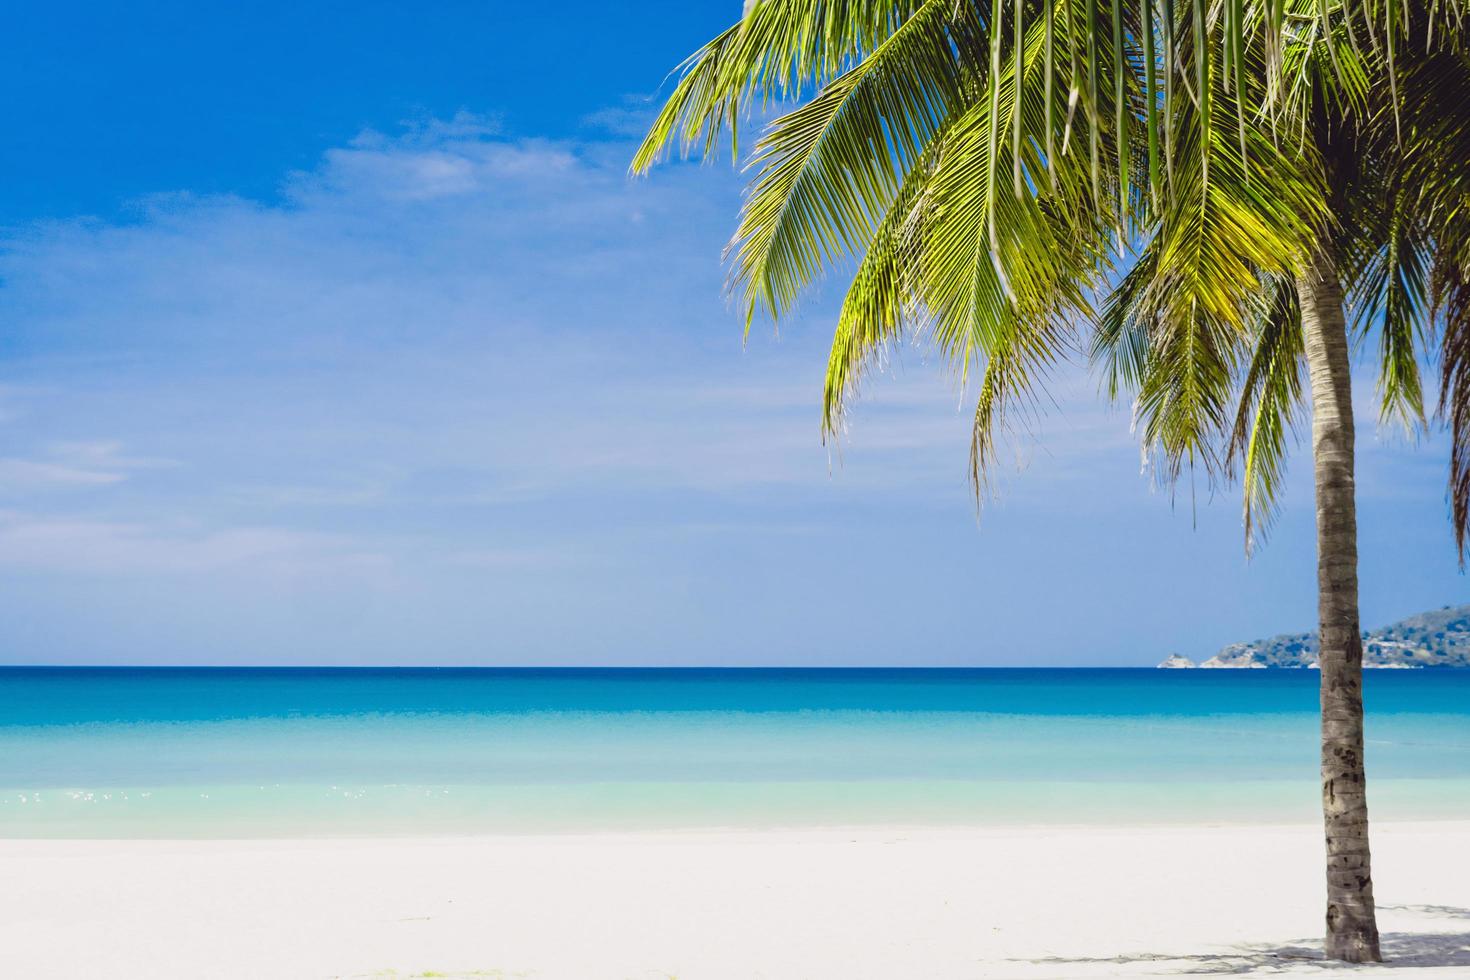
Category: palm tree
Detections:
[{"x1": 634, "y1": 0, "x2": 1470, "y2": 963}]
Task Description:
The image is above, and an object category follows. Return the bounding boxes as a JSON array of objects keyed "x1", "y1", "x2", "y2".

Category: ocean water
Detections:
[{"x1": 1, "y1": 667, "x2": 1467, "y2": 838}]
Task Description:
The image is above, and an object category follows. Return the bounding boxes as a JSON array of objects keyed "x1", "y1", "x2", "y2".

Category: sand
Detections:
[{"x1": 2, "y1": 821, "x2": 1468, "y2": 979}]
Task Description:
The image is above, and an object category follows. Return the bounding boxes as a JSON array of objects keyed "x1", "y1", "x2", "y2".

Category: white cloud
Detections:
[
  {"x1": 0, "y1": 458, "x2": 124, "y2": 487},
  {"x1": 0, "y1": 110, "x2": 1459, "y2": 668},
  {"x1": 295, "y1": 139, "x2": 579, "y2": 204},
  {"x1": 443, "y1": 547, "x2": 596, "y2": 570},
  {"x1": 0, "y1": 440, "x2": 177, "y2": 491},
  {"x1": 0, "y1": 102, "x2": 1186, "y2": 600},
  {"x1": 0, "y1": 510, "x2": 388, "y2": 578},
  {"x1": 0, "y1": 111, "x2": 1256, "y2": 527},
  {"x1": 581, "y1": 99, "x2": 658, "y2": 138}
]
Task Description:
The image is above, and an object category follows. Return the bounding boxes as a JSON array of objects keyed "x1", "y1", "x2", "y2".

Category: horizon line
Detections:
[{"x1": 0, "y1": 663, "x2": 1276, "y2": 671}]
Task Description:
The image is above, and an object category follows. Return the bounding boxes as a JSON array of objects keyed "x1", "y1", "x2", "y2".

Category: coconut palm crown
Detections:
[{"x1": 634, "y1": 0, "x2": 1470, "y2": 963}]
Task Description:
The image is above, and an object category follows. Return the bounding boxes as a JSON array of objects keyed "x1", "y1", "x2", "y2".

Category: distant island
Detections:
[{"x1": 1159, "y1": 604, "x2": 1470, "y2": 668}]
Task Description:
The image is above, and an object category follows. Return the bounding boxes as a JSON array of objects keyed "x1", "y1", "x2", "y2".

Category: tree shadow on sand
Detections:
[{"x1": 1014, "y1": 907, "x2": 1470, "y2": 975}]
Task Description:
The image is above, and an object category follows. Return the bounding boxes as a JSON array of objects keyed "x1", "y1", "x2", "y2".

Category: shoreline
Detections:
[
  {"x1": 6, "y1": 820, "x2": 1468, "y2": 979},
  {"x1": 5, "y1": 814, "x2": 1469, "y2": 841}
]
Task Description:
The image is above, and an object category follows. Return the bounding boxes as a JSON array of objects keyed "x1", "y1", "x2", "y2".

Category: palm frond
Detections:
[
  {"x1": 729, "y1": 0, "x2": 982, "y2": 325},
  {"x1": 631, "y1": 0, "x2": 927, "y2": 173},
  {"x1": 1092, "y1": 246, "x2": 1159, "y2": 399},
  {"x1": 1354, "y1": 202, "x2": 1429, "y2": 431},
  {"x1": 1228, "y1": 276, "x2": 1306, "y2": 551},
  {"x1": 822, "y1": 140, "x2": 944, "y2": 437},
  {"x1": 969, "y1": 306, "x2": 1069, "y2": 495},
  {"x1": 635, "y1": 0, "x2": 1470, "y2": 551},
  {"x1": 1436, "y1": 251, "x2": 1470, "y2": 562}
]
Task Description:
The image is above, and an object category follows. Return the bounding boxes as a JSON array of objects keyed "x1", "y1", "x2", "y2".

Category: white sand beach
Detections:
[{"x1": 3, "y1": 821, "x2": 1467, "y2": 979}]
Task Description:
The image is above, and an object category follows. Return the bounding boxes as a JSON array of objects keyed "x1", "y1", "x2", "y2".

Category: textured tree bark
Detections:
[{"x1": 1297, "y1": 239, "x2": 1382, "y2": 963}]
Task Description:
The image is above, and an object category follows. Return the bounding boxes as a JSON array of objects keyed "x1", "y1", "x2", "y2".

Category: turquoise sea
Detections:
[{"x1": 1, "y1": 668, "x2": 1467, "y2": 837}]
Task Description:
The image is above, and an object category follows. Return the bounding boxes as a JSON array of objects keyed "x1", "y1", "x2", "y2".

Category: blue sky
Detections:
[{"x1": 0, "y1": 2, "x2": 1462, "y2": 666}]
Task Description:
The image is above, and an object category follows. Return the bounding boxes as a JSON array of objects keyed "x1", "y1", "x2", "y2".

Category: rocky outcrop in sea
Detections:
[{"x1": 1157, "y1": 604, "x2": 1470, "y2": 668}]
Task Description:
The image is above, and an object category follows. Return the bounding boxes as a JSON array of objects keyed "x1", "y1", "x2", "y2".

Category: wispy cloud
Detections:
[
  {"x1": 0, "y1": 440, "x2": 177, "y2": 491},
  {"x1": 0, "y1": 111, "x2": 1459, "y2": 664},
  {"x1": 0, "y1": 510, "x2": 387, "y2": 578},
  {"x1": 580, "y1": 98, "x2": 658, "y2": 138},
  {"x1": 1, "y1": 105, "x2": 1115, "y2": 512},
  {"x1": 0, "y1": 458, "x2": 125, "y2": 488}
]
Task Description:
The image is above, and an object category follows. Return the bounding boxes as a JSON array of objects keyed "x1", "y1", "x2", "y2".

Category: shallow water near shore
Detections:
[{"x1": 2, "y1": 667, "x2": 1468, "y2": 837}]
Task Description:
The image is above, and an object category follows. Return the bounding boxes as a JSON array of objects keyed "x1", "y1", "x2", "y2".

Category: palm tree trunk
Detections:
[{"x1": 1297, "y1": 238, "x2": 1382, "y2": 963}]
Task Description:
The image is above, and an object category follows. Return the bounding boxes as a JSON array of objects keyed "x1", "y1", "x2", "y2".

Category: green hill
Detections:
[{"x1": 1158, "y1": 604, "x2": 1470, "y2": 668}]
